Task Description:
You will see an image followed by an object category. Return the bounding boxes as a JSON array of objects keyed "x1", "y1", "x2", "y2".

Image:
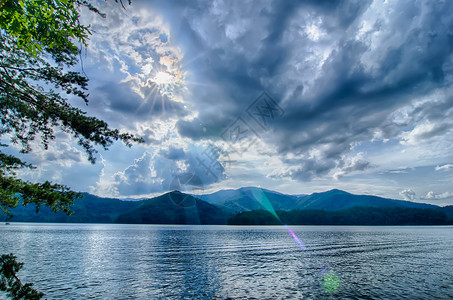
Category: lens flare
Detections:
[
  {"x1": 247, "y1": 188, "x2": 281, "y2": 222},
  {"x1": 287, "y1": 227, "x2": 307, "y2": 250},
  {"x1": 323, "y1": 270, "x2": 340, "y2": 293},
  {"x1": 247, "y1": 188, "x2": 340, "y2": 292},
  {"x1": 247, "y1": 188, "x2": 306, "y2": 249}
]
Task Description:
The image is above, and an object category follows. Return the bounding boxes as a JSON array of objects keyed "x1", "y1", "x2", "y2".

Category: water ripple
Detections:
[{"x1": 1, "y1": 224, "x2": 452, "y2": 299}]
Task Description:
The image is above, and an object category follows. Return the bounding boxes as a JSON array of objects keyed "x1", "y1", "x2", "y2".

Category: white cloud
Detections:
[
  {"x1": 108, "y1": 143, "x2": 228, "y2": 197},
  {"x1": 305, "y1": 22, "x2": 325, "y2": 41},
  {"x1": 435, "y1": 164, "x2": 453, "y2": 171},
  {"x1": 400, "y1": 189, "x2": 416, "y2": 201},
  {"x1": 422, "y1": 191, "x2": 453, "y2": 200},
  {"x1": 400, "y1": 121, "x2": 451, "y2": 145},
  {"x1": 333, "y1": 152, "x2": 371, "y2": 180}
]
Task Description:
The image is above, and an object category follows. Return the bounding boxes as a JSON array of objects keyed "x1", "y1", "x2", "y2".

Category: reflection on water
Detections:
[{"x1": 1, "y1": 224, "x2": 453, "y2": 299}]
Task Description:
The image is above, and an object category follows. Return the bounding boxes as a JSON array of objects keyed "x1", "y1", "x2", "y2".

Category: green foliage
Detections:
[
  {"x1": 0, "y1": 171, "x2": 80, "y2": 221},
  {"x1": 0, "y1": 0, "x2": 89, "y2": 56},
  {"x1": 0, "y1": 0, "x2": 131, "y2": 56},
  {"x1": 0, "y1": 254, "x2": 43, "y2": 299}
]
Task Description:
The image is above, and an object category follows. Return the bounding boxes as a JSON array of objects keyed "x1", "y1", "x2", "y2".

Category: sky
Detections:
[{"x1": 13, "y1": 0, "x2": 453, "y2": 205}]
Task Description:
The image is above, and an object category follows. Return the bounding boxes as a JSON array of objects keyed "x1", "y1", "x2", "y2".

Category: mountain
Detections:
[
  {"x1": 198, "y1": 188, "x2": 440, "y2": 213},
  {"x1": 6, "y1": 193, "x2": 141, "y2": 223},
  {"x1": 115, "y1": 191, "x2": 231, "y2": 224},
  {"x1": 6, "y1": 191, "x2": 231, "y2": 225},
  {"x1": 441, "y1": 205, "x2": 453, "y2": 219},
  {"x1": 5, "y1": 188, "x2": 450, "y2": 225},
  {"x1": 197, "y1": 187, "x2": 300, "y2": 213},
  {"x1": 295, "y1": 189, "x2": 440, "y2": 211}
]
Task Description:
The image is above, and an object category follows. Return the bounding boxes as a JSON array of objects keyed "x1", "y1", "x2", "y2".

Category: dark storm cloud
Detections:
[
  {"x1": 147, "y1": 0, "x2": 294, "y2": 139},
  {"x1": 151, "y1": 0, "x2": 376, "y2": 132},
  {"x1": 84, "y1": 0, "x2": 453, "y2": 188},
  {"x1": 151, "y1": 0, "x2": 453, "y2": 181},
  {"x1": 176, "y1": 118, "x2": 228, "y2": 141}
]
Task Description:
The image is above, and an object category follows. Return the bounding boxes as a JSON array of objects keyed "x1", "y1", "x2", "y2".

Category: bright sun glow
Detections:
[{"x1": 153, "y1": 71, "x2": 174, "y2": 85}]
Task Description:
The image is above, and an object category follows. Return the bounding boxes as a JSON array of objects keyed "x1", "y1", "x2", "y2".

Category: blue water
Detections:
[{"x1": 1, "y1": 223, "x2": 452, "y2": 299}]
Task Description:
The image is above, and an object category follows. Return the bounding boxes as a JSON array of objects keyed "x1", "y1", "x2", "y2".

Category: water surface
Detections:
[{"x1": 1, "y1": 223, "x2": 452, "y2": 299}]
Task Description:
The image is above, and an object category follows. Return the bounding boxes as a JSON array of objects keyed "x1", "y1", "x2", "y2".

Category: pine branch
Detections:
[{"x1": 0, "y1": 254, "x2": 44, "y2": 300}]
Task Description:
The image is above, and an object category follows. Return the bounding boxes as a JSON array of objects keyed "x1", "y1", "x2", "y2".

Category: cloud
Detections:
[
  {"x1": 400, "y1": 189, "x2": 416, "y2": 201},
  {"x1": 384, "y1": 168, "x2": 410, "y2": 174},
  {"x1": 401, "y1": 121, "x2": 452, "y2": 145},
  {"x1": 112, "y1": 151, "x2": 167, "y2": 196},
  {"x1": 22, "y1": 0, "x2": 453, "y2": 198},
  {"x1": 159, "y1": 146, "x2": 185, "y2": 160},
  {"x1": 333, "y1": 153, "x2": 371, "y2": 179},
  {"x1": 5, "y1": 132, "x2": 86, "y2": 168},
  {"x1": 78, "y1": 2, "x2": 191, "y2": 134},
  {"x1": 435, "y1": 164, "x2": 453, "y2": 171},
  {"x1": 421, "y1": 191, "x2": 453, "y2": 200},
  {"x1": 271, "y1": 155, "x2": 337, "y2": 182},
  {"x1": 3, "y1": 132, "x2": 104, "y2": 193},
  {"x1": 110, "y1": 143, "x2": 228, "y2": 196},
  {"x1": 156, "y1": 0, "x2": 453, "y2": 183}
]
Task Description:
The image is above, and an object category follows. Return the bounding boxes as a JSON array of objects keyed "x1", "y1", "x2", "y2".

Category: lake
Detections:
[{"x1": 1, "y1": 224, "x2": 452, "y2": 299}]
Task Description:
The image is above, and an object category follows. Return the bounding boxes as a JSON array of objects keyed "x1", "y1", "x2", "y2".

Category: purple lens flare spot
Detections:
[{"x1": 287, "y1": 228, "x2": 307, "y2": 251}]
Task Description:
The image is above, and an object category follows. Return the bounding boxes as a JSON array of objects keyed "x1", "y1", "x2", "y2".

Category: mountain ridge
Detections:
[
  {"x1": 4, "y1": 188, "x2": 452, "y2": 224},
  {"x1": 198, "y1": 187, "x2": 442, "y2": 213}
]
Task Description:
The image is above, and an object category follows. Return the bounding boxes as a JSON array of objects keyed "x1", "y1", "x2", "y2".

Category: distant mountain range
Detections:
[
  {"x1": 197, "y1": 187, "x2": 441, "y2": 213},
  {"x1": 5, "y1": 188, "x2": 453, "y2": 225}
]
